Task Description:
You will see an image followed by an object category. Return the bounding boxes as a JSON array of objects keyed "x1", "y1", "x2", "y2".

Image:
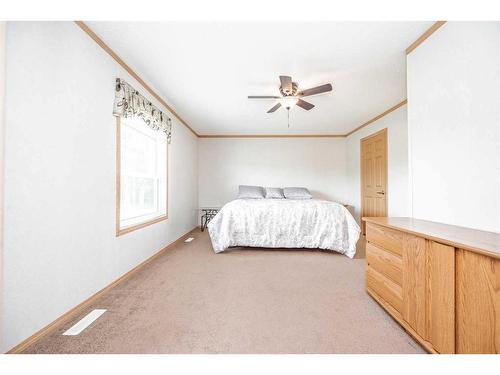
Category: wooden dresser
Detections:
[{"x1": 362, "y1": 217, "x2": 500, "y2": 354}]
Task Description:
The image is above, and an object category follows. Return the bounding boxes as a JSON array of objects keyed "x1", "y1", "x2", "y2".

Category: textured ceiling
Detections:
[{"x1": 88, "y1": 21, "x2": 432, "y2": 135}]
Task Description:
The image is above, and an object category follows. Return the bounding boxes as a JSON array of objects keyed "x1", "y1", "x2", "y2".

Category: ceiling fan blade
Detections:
[
  {"x1": 267, "y1": 103, "x2": 282, "y2": 113},
  {"x1": 298, "y1": 83, "x2": 332, "y2": 97},
  {"x1": 248, "y1": 95, "x2": 280, "y2": 99},
  {"x1": 296, "y1": 99, "x2": 315, "y2": 111},
  {"x1": 279, "y1": 76, "x2": 292, "y2": 94}
]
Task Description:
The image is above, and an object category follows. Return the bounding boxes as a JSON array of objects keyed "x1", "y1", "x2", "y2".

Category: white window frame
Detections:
[{"x1": 116, "y1": 116, "x2": 168, "y2": 236}]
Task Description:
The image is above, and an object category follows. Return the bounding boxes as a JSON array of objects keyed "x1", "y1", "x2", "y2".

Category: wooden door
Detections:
[{"x1": 361, "y1": 129, "x2": 388, "y2": 234}]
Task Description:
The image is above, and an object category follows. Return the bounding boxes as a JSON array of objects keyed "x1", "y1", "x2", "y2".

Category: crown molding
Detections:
[
  {"x1": 344, "y1": 99, "x2": 407, "y2": 137},
  {"x1": 406, "y1": 21, "x2": 447, "y2": 55},
  {"x1": 198, "y1": 134, "x2": 346, "y2": 138},
  {"x1": 198, "y1": 99, "x2": 407, "y2": 139},
  {"x1": 74, "y1": 21, "x2": 199, "y2": 137}
]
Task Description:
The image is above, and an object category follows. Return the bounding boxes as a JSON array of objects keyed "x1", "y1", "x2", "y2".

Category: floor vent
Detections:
[{"x1": 63, "y1": 309, "x2": 107, "y2": 336}]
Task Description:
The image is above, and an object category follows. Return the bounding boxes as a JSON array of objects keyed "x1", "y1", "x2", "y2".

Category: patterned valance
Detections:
[{"x1": 113, "y1": 78, "x2": 172, "y2": 143}]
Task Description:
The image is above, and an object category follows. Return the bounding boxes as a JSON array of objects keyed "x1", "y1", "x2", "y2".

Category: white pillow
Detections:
[
  {"x1": 265, "y1": 187, "x2": 285, "y2": 199},
  {"x1": 283, "y1": 187, "x2": 312, "y2": 199},
  {"x1": 237, "y1": 185, "x2": 265, "y2": 199}
]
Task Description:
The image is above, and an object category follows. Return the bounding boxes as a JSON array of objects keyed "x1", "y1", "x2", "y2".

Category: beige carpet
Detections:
[{"x1": 21, "y1": 229, "x2": 425, "y2": 354}]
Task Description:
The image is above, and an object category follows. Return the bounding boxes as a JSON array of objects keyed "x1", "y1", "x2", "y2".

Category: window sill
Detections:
[{"x1": 116, "y1": 214, "x2": 168, "y2": 237}]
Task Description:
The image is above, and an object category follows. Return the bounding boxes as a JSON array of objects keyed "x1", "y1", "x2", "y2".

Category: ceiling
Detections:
[{"x1": 88, "y1": 21, "x2": 432, "y2": 135}]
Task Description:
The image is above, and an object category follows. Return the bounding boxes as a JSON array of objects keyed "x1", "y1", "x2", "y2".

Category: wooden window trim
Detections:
[{"x1": 115, "y1": 116, "x2": 169, "y2": 237}]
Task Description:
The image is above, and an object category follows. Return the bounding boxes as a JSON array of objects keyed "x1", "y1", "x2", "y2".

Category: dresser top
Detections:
[{"x1": 363, "y1": 217, "x2": 500, "y2": 259}]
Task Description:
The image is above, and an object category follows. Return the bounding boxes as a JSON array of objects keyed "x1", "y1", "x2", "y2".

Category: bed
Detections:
[{"x1": 207, "y1": 198, "x2": 361, "y2": 258}]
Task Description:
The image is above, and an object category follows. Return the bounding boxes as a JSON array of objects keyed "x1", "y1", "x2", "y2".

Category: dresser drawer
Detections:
[
  {"x1": 366, "y1": 223, "x2": 403, "y2": 256},
  {"x1": 366, "y1": 242, "x2": 402, "y2": 286},
  {"x1": 366, "y1": 266, "x2": 403, "y2": 313}
]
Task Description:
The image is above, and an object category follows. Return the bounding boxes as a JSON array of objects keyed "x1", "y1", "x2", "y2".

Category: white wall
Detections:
[
  {"x1": 0, "y1": 22, "x2": 198, "y2": 352},
  {"x1": 0, "y1": 21, "x2": 6, "y2": 348},
  {"x1": 198, "y1": 138, "x2": 347, "y2": 207},
  {"x1": 199, "y1": 111, "x2": 409, "y2": 224},
  {"x1": 407, "y1": 22, "x2": 500, "y2": 233},
  {"x1": 345, "y1": 105, "x2": 410, "y2": 223}
]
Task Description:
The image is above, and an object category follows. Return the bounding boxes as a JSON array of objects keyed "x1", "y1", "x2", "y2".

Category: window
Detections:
[{"x1": 116, "y1": 116, "x2": 167, "y2": 235}]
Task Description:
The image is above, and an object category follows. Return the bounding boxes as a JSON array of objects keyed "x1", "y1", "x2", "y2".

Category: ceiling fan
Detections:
[{"x1": 248, "y1": 75, "x2": 333, "y2": 113}]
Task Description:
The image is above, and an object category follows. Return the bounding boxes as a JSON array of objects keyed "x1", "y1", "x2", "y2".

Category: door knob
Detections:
[{"x1": 376, "y1": 191, "x2": 385, "y2": 195}]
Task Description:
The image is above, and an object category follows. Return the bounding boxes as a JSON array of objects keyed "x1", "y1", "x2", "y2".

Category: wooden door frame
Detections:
[{"x1": 360, "y1": 128, "x2": 388, "y2": 234}]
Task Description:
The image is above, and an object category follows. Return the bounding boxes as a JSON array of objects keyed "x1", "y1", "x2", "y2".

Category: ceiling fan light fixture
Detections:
[
  {"x1": 280, "y1": 96, "x2": 299, "y2": 109},
  {"x1": 248, "y1": 75, "x2": 331, "y2": 116}
]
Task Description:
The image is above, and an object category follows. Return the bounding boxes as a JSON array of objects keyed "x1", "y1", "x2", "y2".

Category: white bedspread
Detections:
[{"x1": 207, "y1": 199, "x2": 361, "y2": 258}]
